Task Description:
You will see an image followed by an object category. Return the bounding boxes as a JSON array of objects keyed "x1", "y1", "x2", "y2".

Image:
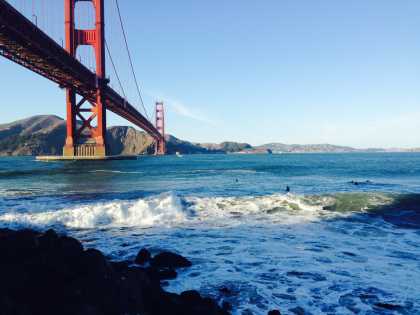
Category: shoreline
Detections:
[{"x1": 0, "y1": 228, "x2": 281, "y2": 315}]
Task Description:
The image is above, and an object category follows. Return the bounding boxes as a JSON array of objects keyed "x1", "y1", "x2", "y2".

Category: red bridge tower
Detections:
[
  {"x1": 63, "y1": 0, "x2": 107, "y2": 157},
  {"x1": 155, "y1": 102, "x2": 166, "y2": 155}
]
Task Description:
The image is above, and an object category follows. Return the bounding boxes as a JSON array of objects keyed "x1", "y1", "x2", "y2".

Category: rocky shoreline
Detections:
[{"x1": 0, "y1": 228, "x2": 281, "y2": 315}]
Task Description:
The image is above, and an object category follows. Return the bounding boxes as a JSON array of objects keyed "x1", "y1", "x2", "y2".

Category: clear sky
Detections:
[{"x1": 2, "y1": 0, "x2": 420, "y2": 148}]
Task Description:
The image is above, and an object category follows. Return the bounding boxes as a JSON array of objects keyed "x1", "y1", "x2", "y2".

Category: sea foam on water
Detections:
[{"x1": 0, "y1": 192, "x2": 419, "y2": 314}]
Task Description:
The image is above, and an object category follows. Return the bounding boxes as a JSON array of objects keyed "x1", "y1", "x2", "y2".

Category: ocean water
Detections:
[{"x1": 1, "y1": 153, "x2": 420, "y2": 314}]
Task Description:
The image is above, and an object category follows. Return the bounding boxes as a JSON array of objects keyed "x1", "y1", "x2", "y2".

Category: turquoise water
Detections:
[{"x1": 1, "y1": 153, "x2": 420, "y2": 314}]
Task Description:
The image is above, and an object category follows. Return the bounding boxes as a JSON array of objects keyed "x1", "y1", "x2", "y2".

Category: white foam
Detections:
[
  {"x1": 0, "y1": 192, "x2": 354, "y2": 230},
  {"x1": 89, "y1": 169, "x2": 143, "y2": 174},
  {"x1": 0, "y1": 191, "x2": 417, "y2": 314},
  {"x1": 0, "y1": 192, "x2": 187, "y2": 229},
  {"x1": 185, "y1": 193, "x2": 344, "y2": 225}
]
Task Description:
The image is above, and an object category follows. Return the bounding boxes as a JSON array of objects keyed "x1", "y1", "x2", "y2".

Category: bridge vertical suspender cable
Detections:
[
  {"x1": 114, "y1": 0, "x2": 150, "y2": 121},
  {"x1": 105, "y1": 40, "x2": 127, "y2": 101}
]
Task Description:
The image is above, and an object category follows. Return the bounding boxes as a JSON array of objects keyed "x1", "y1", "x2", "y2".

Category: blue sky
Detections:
[{"x1": 2, "y1": 0, "x2": 420, "y2": 148}]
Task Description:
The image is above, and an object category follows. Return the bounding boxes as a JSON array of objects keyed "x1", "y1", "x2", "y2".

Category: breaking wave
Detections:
[
  {"x1": 0, "y1": 192, "x2": 187, "y2": 229},
  {"x1": 1, "y1": 191, "x2": 420, "y2": 314},
  {"x1": 0, "y1": 191, "x2": 408, "y2": 230}
]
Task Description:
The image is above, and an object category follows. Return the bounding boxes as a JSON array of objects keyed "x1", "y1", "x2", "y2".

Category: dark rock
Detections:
[
  {"x1": 0, "y1": 228, "x2": 228, "y2": 315},
  {"x1": 110, "y1": 260, "x2": 130, "y2": 272},
  {"x1": 222, "y1": 301, "x2": 232, "y2": 311},
  {"x1": 135, "y1": 248, "x2": 151, "y2": 265},
  {"x1": 219, "y1": 286, "x2": 233, "y2": 296},
  {"x1": 181, "y1": 290, "x2": 202, "y2": 304},
  {"x1": 146, "y1": 266, "x2": 178, "y2": 280},
  {"x1": 268, "y1": 310, "x2": 281, "y2": 315},
  {"x1": 151, "y1": 251, "x2": 192, "y2": 268},
  {"x1": 58, "y1": 235, "x2": 84, "y2": 259},
  {"x1": 82, "y1": 248, "x2": 112, "y2": 276},
  {"x1": 374, "y1": 302, "x2": 404, "y2": 311},
  {"x1": 1, "y1": 229, "x2": 39, "y2": 263},
  {"x1": 37, "y1": 228, "x2": 59, "y2": 250}
]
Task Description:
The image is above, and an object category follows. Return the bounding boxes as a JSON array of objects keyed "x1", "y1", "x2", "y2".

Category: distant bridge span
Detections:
[{"x1": 0, "y1": 0, "x2": 166, "y2": 158}]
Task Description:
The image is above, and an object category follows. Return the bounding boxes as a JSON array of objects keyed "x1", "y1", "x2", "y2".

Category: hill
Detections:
[
  {"x1": 2, "y1": 115, "x2": 417, "y2": 156},
  {"x1": 0, "y1": 116, "x2": 245, "y2": 156},
  {"x1": 257, "y1": 143, "x2": 357, "y2": 153}
]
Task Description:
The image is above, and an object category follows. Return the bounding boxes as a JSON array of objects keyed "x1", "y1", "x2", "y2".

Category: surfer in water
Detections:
[
  {"x1": 286, "y1": 186, "x2": 290, "y2": 193},
  {"x1": 350, "y1": 180, "x2": 372, "y2": 186}
]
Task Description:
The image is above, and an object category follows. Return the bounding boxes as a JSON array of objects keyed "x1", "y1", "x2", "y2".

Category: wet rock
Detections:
[
  {"x1": 110, "y1": 260, "x2": 130, "y2": 272},
  {"x1": 181, "y1": 290, "x2": 202, "y2": 304},
  {"x1": 0, "y1": 229, "x2": 228, "y2": 315},
  {"x1": 268, "y1": 310, "x2": 281, "y2": 315},
  {"x1": 135, "y1": 248, "x2": 151, "y2": 265},
  {"x1": 222, "y1": 301, "x2": 232, "y2": 311},
  {"x1": 146, "y1": 266, "x2": 178, "y2": 280},
  {"x1": 0, "y1": 229, "x2": 39, "y2": 263},
  {"x1": 37, "y1": 228, "x2": 59, "y2": 250},
  {"x1": 58, "y1": 235, "x2": 84, "y2": 260},
  {"x1": 219, "y1": 286, "x2": 233, "y2": 296},
  {"x1": 374, "y1": 302, "x2": 404, "y2": 311},
  {"x1": 151, "y1": 251, "x2": 192, "y2": 268},
  {"x1": 83, "y1": 248, "x2": 112, "y2": 276},
  {"x1": 359, "y1": 293, "x2": 379, "y2": 305}
]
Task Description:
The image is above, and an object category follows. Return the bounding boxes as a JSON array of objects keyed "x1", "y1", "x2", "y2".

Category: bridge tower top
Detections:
[{"x1": 65, "y1": 0, "x2": 105, "y2": 80}]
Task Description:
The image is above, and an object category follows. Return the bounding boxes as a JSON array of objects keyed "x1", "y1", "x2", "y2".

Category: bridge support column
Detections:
[
  {"x1": 63, "y1": 88, "x2": 76, "y2": 156},
  {"x1": 155, "y1": 102, "x2": 166, "y2": 155},
  {"x1": 63, "y1": 0, "x2": 107, "y2": 158}
]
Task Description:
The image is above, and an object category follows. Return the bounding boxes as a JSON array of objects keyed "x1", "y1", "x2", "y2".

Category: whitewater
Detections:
[{"x1": 1, "y1": 154, "x2": 420, "y2": 314}]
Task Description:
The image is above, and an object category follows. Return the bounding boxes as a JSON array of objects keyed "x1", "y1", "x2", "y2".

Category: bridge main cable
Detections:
[{"x1": 114, "y1": 0, "x2": 151, "y2": 121}]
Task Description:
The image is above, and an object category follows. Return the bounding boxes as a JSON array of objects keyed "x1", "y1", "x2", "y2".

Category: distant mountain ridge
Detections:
[
  {"x1": 256, "y1": 143, "x2": 420, "y2": 153},
  {"x1": 0, "y1": 115, "x2": 418, "y2": 156},
  {"x1": 256, "y1": 143, "x2": 357, "y2": 153}
]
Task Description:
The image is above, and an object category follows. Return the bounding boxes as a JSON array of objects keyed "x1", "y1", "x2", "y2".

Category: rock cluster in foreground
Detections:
[{"x1": 0, "y1": 228, "x2": 230, "y2": 315}]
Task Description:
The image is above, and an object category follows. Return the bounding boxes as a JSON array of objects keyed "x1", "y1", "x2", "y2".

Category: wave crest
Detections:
[
  {"x1": 0, "y1": 192, "x2": 396, "y2": 230},
  {"x1": 0, "y1": 192, "x2": 186, "y2": 229}
]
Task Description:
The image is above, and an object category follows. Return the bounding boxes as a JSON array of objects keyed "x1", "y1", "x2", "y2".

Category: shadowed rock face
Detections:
[
  {"x1": 0, "y1": 228, "x2": 230, "y2": 315},
  {"x1": 106, "y1": 126, "x2": 155, "y2": 155},
  {"x1": 0, "y1": 115, "x2": 67, "y2": 156}
]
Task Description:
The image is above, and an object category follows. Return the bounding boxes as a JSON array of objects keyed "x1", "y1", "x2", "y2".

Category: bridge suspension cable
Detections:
[
  {"x1": 105, "y1": 39, "x2": 127, "y2": 100},
  {"x1": 114, "y1": 0, "x2": 151, "y2": 121}
]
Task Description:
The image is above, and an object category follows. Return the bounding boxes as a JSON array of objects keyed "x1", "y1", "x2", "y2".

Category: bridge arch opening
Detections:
[
  {"x1": 76, "y1": 45, "x2": 96, "y2": 73},
  {"x1": 74, "y1": 1, "x2": 95, "y2": 30}
]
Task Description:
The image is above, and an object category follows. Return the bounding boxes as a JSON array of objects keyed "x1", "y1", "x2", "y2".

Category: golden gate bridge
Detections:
[{"x1": 0, "y1": 0, "x2": 166, "y2": 159}]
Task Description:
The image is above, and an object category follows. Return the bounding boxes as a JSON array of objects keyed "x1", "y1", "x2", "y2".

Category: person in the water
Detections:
[
  {"x1": 286, "y1": 186, "x2": 290, "y2": 193},
  {"x1": 350, "y1": 180, "x2": 372, "y2": 186}
]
